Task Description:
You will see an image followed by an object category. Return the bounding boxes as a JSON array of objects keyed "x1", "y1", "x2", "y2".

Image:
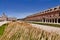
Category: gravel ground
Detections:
[{"x1": 31, "y1": 24, "x2": 60, "y2": 35}]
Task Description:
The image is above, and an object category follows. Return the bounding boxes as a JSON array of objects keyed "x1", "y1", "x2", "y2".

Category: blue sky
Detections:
[{"x1": 0, "y1": 0, "x2": 60, "y2": 18}]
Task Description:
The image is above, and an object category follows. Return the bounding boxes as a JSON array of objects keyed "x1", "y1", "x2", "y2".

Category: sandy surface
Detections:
[{"x1": 31, "y1": 24, "x2": 60, "y2": 34}]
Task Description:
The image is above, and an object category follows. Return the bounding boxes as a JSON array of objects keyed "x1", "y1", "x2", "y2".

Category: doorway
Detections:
[{"x1": 58, "y1": 19, "x2": 60, "y2": 23}]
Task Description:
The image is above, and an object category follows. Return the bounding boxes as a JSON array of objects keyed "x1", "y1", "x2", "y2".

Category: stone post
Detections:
[
  {"x1": 54, "y1": 19, "x2": 55, "y2": 23},
  {"x1": 57, "y1": 18, "x2": 58, "y2": 23},
  {"x1": 42, "y1": 19, "x2": 43, "y2": 23},
  {"x1": 45, "y1": 19, "x2": 46, "y2": 23}
]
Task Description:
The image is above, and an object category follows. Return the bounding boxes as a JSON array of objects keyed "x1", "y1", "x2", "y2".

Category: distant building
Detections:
[
  {"x1": 24, "y1": 6, "x2": 60, "y2": 23},
  {"x1": 17, "y1": 18, "x2": 25, "y2": 21},
  {"x1": 8, "y1": 17, "x2": 17, "y2": 21},
  {"x1": 0, "y1": 13, "x2": 17, "y2": 21}
]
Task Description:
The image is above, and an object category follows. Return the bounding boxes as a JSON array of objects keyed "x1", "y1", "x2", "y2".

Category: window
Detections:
[
  {"x1": 45, "y1": 11, "x2": 47, "y2": 12},
  {"x1": 50, "y1": 9, "x2": 52, "y2": 11},
  {"x1": 42, "y1": 12, "x2": 44, "y2": 13},
  {"x1": 47, "y1": 10, "x2": 49, "y2": 12},
  {"x1": 54, "y1": 8, "x2": 57, "y2": 10}
]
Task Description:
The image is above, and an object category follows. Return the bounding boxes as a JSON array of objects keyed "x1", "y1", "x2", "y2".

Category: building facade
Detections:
[
  {"x1": 0, "y1": 13, "x2": 17, "y2": 21},
  {"x1": 24, "y1": 6, "x2": 60, "y2": 23}
]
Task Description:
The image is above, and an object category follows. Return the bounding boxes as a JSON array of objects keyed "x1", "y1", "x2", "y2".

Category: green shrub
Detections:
[{"x1": 0, "y1": 24, "x2": 8, "y2": 36}]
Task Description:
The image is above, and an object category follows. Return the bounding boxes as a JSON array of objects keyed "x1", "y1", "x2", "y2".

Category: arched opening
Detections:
[
  {"x1": 52, "y1": 19, "x2": 54, "y2": 23},
  {"x1": 43, "y1": 18, "x2": 45, "y2": 22},
  {"x1": 58, "y1": 19, "x2": 60, "y2": 23},
  {"x1": 50, "y1": 19, "x2": 51, "y2": 22}
]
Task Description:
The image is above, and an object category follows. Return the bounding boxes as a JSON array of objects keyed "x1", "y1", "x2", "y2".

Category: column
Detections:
[
  {"x1": 54, "y1": 19, "x2": 55, "y2": 23},
  {"x1": 45, "y1": 19, "x2": 46, "y2": 23},
  {"x1": 42, "y1": 19, "x2": 43, "y2": 23},
  {"x1": 57, "y1": 18, "x2": 58, "y2": 23}
]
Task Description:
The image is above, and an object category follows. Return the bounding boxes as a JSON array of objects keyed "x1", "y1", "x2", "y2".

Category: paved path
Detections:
[
  {"x1": 0, "y1": 21, "x2": 8, "y2": 26},
  {"x1": 31, "y1": 24, "x2": 60, "y2": 34}
]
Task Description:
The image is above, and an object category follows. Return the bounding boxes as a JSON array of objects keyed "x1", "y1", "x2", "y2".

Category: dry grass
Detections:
[{"x1": 0, "y1": 21, "x2": 60, "y2": 40}]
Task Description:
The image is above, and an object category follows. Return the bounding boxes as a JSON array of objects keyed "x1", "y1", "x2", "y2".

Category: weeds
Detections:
[{"x1": 0, "y1": 21, "x2": 60, "y2": 40}]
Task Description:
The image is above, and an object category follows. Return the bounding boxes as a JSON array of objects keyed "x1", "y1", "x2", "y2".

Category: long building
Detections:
[{"x1": 24, "y1": 6, "x2": 60, "y2": 23}]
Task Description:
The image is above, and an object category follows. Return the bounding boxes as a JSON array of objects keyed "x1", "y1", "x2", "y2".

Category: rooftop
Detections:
[{"x1": 26, "y1": 6, "x2": 60, "y2": 18}]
